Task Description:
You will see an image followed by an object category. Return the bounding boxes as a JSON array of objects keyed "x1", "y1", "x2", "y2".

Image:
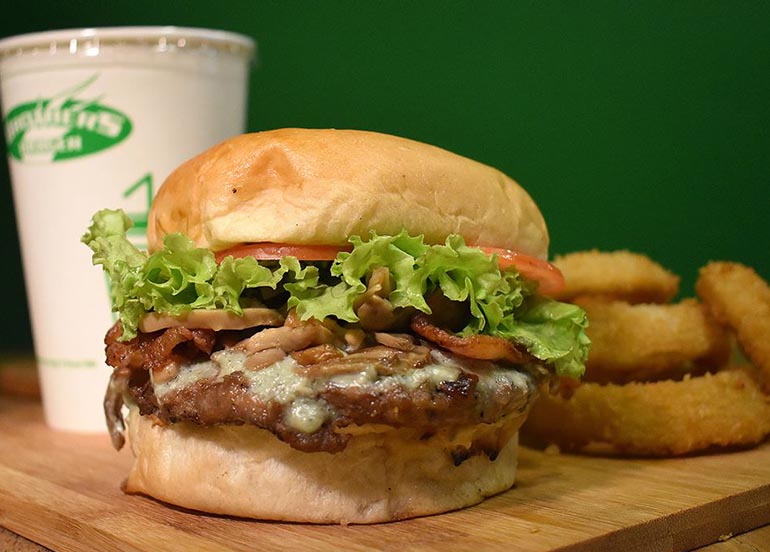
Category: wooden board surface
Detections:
[{"x1": 1, "y1": 395, "x2": 769, "y2": 552}]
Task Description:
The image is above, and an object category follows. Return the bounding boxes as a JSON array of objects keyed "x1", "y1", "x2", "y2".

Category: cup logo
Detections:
[{"x1": 3, "y1": 74, "x2": 132, "y2": 163}]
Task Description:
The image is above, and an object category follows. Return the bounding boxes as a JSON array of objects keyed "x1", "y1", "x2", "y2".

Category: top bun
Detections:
[{"x1": 147, "y1": 128, "x2": 549, "y2": 259}]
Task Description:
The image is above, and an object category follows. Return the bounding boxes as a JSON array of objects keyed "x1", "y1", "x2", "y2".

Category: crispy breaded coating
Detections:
[
  {"x1": 576, "y1": 297, "x2": 731, "y2": 383},
  {"x1": 527, "y1": 253, "x2": 770, "y2": 458},
  {"x1": 697, "y1": 262, "x2": 770, "y2": 391},
  {"x1": 553, "y1": 250, "x2": 680, "y2": 304},
  {"x1": 522, "y1": 365, "x2": 770, "y2": 456}
]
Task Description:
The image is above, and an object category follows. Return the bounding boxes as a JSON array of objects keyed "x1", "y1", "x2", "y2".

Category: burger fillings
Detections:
[{"x1": 82, "y1": 128, "x2": 590, "y2": 523}]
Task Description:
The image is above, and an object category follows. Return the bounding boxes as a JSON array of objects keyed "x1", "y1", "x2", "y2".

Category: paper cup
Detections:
[{"x1": 0, "y1": 27, "x2": 255, "y2": 432}]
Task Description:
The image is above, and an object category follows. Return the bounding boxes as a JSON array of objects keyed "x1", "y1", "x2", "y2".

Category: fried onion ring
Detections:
[
  {"x1": 552, "y1": 250, "x2": 680, "y2": 304},
  {"x1": 576, "y1": 297, "x2": 731, "y2": 383},
  {"x1": 696, "y1": 262, "x2": 770, "y2": 392},
  {"x1": 521, "y1": 364, "x2": 770, "y2": 456}
]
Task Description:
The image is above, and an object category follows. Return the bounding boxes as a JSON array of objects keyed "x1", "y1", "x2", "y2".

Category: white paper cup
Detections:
[{"x1": 0, "y1": 26, "x2": 255, "y2": 432}]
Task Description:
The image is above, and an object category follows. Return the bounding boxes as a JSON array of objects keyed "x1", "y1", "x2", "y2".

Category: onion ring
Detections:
[
  {"x1": 521, "y1": 364, "x2": 770, "y2": 456},
  {"x1": 696, "y1": 262, "x2": 770, "y2": 392},
  {"x1": 552, "y1": 250, "x2": 680, "y2": 304},
  {"x1": 575, "y1": 297, "x2": 731, "y2": 383}
]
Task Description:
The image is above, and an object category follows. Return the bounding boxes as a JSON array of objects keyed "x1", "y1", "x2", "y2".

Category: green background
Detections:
[{"x1": 1, "y1": 2, "x2": 769, "y2": 351}]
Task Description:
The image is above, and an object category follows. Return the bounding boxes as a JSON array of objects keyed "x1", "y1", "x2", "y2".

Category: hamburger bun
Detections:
[
  {"x1": 125, "y1": 407, "x2": 523, "y2": 524},
  {"x1": 147, "y1": 128, "x2": 548, "y2": 259},
  {"x1": 83, "y1": 128, "x2": 590, "y2": 526}
]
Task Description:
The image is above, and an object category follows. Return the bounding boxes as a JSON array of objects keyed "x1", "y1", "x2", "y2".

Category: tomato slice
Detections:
[
  {"x1": 479, "y1": 247, "x2": 565, "y2": 296},
  {"x1": 215, "y1": 242, "x2": 564, "y2": 296},
  {"x1": 215, "y1": 243, "x2": 352, "y2": 264}
]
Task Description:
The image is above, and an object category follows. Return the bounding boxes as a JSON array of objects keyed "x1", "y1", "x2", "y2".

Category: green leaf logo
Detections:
[{"x1": 3, "y1": 74, "x2": 132, "y2": 163}]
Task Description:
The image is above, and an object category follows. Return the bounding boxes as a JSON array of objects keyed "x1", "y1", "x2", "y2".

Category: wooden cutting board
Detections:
[{"x1": 0, "y1": 394, "x2": 768, "y2": 552}]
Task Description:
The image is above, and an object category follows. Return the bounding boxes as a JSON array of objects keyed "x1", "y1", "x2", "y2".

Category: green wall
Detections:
[{"x1": 2, "y1": 2, "x2": 769, "y2": 350}]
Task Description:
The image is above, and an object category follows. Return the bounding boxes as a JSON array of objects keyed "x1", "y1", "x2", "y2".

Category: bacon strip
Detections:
[
  {"x1": 105, "y1": 323, "x2": 216, "y2": 375},
  {"x1": 103, "y1": 323, "x2": 216, "y2": 449},
  {"x1": 410, "y1": 314, "x2": 533, "y2": 364}
]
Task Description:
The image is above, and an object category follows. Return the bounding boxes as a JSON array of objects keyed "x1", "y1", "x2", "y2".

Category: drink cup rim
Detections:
[{"x1": 0, "y1": 26, "x2": 256, "y2": 59}]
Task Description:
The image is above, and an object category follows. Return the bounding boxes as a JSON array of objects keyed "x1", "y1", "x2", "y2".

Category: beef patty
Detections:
[{"x1": 104, "y1": 318, "x2": 539, "y2": 454}]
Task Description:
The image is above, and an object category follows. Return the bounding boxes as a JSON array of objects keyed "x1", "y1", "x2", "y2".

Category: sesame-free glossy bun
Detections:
[
  {"x1": 124, "y1": 407, "x2": 523, "y2": 524},
  {"x1": 147, "y1": 128, "x2": 549, "y2": 259}
]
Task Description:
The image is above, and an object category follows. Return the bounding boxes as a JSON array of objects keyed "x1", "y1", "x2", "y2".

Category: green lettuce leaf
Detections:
[
  {"x1": 318, "y1": 231, "x2": 588, "y2": 377},
  {"x1": 494, "y1": 298, "x2": 591, "y2": 379},
  {"x1": 81, "y1": 209, "x2": 317, "y2": 340},
  {"x1": 82, "y1": 210, "x2": 589, "y2": 377}
]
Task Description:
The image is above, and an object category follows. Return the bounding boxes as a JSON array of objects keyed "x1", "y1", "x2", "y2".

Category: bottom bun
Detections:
[{"x1": 124, "y1": 407, "x2": 523, "y2": 524}]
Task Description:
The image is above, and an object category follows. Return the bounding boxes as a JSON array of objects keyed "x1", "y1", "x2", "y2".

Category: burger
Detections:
[{"x1": 82, "y1": 128, "x2": 589, "y2": 524}]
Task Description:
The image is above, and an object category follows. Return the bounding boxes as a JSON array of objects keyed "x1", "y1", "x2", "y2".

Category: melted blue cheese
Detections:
[
  {"x1": 328, "y1": 362, "x2": 461, "y2": 391},
  {"x1": 284, "y1": 397, "x2": 332, "y2": 434},
  {"x1": 241, "y1": 356, "x2": 314, "y2": 403},
  {"x1": 152, "y1": 361, "x2": 218, "y2": 399},
  {"x1": 326, "y1": 350, "x2": 462, "y2": 391},
  {"x1": 152, "y1": 347, "x2": 530, "y2": 434}
]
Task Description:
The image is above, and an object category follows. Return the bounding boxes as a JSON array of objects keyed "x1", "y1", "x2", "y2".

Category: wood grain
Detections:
[
  {"x1": 696, "y1": 524, "x2": 770, "y2": 551},
  {"x1": 0, "y1": 395, "x2": 768, "y2": 552},
  {"x1": 0, "y1": 356, "x2": 39, "y2": 399},
  {"x1": 0, "y1": 526, "x2": 48, "y2": 552}
]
